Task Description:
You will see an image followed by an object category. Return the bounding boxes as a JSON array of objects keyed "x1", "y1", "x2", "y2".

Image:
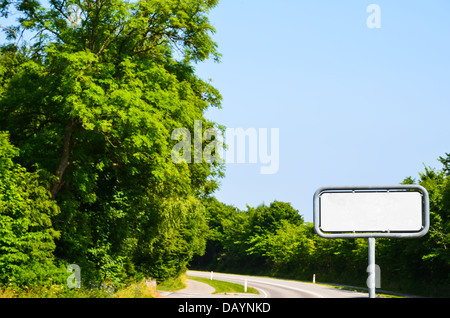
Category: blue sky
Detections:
[
  {"x1": 1, "y1": 1, "x2": 449, "y2": 223},
  {"x1": 196, "y1": 0, "x2": 450, "y2": 222}
]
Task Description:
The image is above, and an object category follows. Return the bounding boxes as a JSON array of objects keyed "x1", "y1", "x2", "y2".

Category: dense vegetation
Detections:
[
  {"x1": 0, "y1": 0, "x2": 222, "y2": 292},
  {"x1": 0, "y1": 0, "x2": 448, "y2": 298},
  {"x1": 191, "y1": 159, "x2": 450, "y2": 297}
]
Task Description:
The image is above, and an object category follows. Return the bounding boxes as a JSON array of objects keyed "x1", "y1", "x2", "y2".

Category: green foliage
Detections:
[
  {"x1": 0, "y1": 0, "x2": 447, "y2": 299},
  {"x1": 0, "y1": 132, "x2": 63, "y2": 287},
  {"x1": 194, "y1": 199, "x2": 308, "y2": 275},
  {"x1": 133, "y1": 197, "x2": 209, "y2": 281},
  {"x1": 385, "y1": 161, "x2": 450, "y2": 295},
  {"x1": 194, "y1": 161, "x2": 450, "y2": 297},
  {"x1": 0, "y1": 0, "x2": 222, "y2": 292},
  {"x1": 188, "y1": 275, "x2": 259, "y2": 295}
]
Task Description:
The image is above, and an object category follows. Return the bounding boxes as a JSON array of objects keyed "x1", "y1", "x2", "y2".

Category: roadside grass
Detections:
[
  {"x1": 329, "y1": 285, "x2": 405, "y2": 298},
  {"x1": 157, "y1": 274, "x2": 187, "y2": 292},
  {"x1": 0, "y1": 279, "x2": 402, "y2": 298},
  {"x1": 188, "y1": 276, "x2": 259, "y2": 295},
  {"x1": 0, "y1": 278, "x2": 169, "y2": 298},
  {"x1": 0, "y1": 284, "x2": 114, "y2": 298},
  {"x1": 113, "y1": 280, "x2": 158, "y2": 298}
]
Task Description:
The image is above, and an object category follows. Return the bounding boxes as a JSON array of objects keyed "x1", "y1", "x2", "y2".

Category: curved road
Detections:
[{"x1": 161, "y1": 271, "x2": 369, "y2": 298}]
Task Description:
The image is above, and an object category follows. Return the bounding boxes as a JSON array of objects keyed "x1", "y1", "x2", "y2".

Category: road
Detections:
[{"x1": 160, "y1": 271, "x2": 369, "y2": 298}]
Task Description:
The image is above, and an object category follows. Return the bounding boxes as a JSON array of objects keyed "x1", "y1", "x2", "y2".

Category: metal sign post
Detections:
[
  {"x1": 368, "y1": 237, "x2": 376, "y2": 298},
  {"x1": 313, "y1": 185, "x2": 430, "y2": 298}
]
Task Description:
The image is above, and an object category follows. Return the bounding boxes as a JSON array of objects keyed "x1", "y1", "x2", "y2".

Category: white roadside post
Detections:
[{"x1": 314, "y1": 185, "x2": 430, "y2": 299}]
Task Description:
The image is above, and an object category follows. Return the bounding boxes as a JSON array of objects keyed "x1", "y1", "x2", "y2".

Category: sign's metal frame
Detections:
[
  {"x1": 313, "y1": 185, "x2": 430, "y2": 239},
  {"x1": 313, "y1": 185, "x2": 430, "y2": 298}
]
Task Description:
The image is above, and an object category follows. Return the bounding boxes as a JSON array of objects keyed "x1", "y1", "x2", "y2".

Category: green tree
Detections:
[
  {"x1": 192, "y1": 197, "x2": 249, "y2": 272},
  {"x1": 247, "y1": 201, "x2": 303, "y2": 235},
  {"x1": 246, "y1": 220, "x2": 315, "y2": 276},
  {"x1": 378, "y1": 160, "x2": 450, "y2": 296},
  {"x1": 0, "y1": 0, "x2": 222, "y2": 284},
  {"x1": 0, "y1": 132, "x2": 62, "y2": 287},
  {"x1": 194, "y1": 200, "x2": 307, "y2": 274}
]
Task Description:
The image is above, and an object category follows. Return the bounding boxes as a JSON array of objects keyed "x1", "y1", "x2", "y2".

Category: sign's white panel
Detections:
[{"x1": 320, "y1": 192, "x2": 423, "y2": 232}]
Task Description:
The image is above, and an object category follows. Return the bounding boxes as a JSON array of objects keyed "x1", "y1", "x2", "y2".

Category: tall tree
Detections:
[{"x1": 0, "y1": 0, "x2": 223, "y2": 283}]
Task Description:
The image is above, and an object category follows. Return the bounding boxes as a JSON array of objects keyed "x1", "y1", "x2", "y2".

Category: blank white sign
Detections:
[{"x1": 320, "y1": 192, "x2": 423, "y2": 232}]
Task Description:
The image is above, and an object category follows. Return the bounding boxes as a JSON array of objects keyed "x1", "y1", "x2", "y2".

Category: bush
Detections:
[{"x1": 0, "y1": 132, "x2": 62, "y2": 288}]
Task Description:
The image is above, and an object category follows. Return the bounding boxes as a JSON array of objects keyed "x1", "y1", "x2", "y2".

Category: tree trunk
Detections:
[{"x1": 51, "y1": 121, "x2": 76, "y2": 200}]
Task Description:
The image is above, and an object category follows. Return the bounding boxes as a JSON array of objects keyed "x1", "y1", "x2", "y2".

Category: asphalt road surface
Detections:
[{"x1": 161, "y1": 271, "x2": 369, "y2": 298}]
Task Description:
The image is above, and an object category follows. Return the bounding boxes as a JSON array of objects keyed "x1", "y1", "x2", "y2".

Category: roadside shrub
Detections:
[{"x1": 0, "y1": 132, "x2": 62, "y2": 288}]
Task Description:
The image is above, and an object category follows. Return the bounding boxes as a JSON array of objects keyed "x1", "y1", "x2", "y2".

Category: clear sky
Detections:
[
  {"x1": 195, "y1": 0, "x2": 450, "y2": 222},
  {"x1": 1, "y1": 1, "x2": 449, "y2": 223}
]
